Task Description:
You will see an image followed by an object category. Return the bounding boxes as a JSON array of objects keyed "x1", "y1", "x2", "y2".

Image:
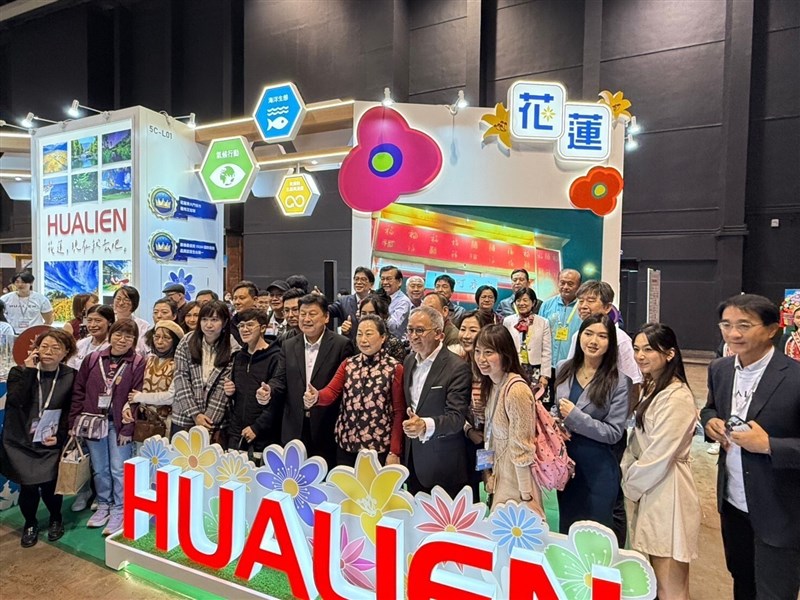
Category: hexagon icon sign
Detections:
[
  {"x1": 276, "y1": 173, "x2": 320, "y2": 217},
  {"x1": 253, "y1": 82, "x2": 307, "y2": 143},
  {"x1": 199, "y1": 136, "x2": 259, "y2": 204}
]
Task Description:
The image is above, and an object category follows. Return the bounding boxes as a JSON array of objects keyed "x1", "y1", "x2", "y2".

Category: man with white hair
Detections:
[{"x1": 406, "y1": 276, "x2": 425, "y2": 308}]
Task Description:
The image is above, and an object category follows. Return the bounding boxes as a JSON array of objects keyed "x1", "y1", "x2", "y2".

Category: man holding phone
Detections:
[{"x1": 701, "y1": 294, "x2": 800, "y2": 600}]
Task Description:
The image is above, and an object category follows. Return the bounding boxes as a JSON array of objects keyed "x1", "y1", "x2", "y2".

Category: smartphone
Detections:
[{"x1": 726, "y1": 415, "x2": 751, "y2": 433}]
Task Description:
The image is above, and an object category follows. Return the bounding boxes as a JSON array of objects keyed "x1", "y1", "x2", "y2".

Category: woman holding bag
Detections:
[
  {"x1": 0, "y1": 329, "x2": 77, "y2": 547},
  {"x1": 69, "y1": 318, "x2": 145, "y2": 535},
  {"x1": 473, "y1": 324, "x2": 542, "y2": 515}
]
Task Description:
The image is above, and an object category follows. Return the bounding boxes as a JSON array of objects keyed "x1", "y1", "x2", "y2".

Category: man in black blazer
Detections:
[
  {"x1": 701, "y1": 294, "x2": 800, "y2": 600},
  {"x1": 328, "y1": 266, "x2": 374, "y2": 341},
  {"x1": 261, "y1": 294, "x2": 354, "y2": 469},
  {"x1": 402, "y1": 306, "x2": 472, "y2": 498}
]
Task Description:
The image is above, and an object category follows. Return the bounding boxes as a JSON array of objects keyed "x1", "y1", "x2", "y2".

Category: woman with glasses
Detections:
[
  {"x1": 224, "y1": 309, "x2": 281, "y2": 454},
  {"x1": 68, "y1": 305, "x2": 115, "y2": 370},
  {"x1": 303, "y1": 315, "x2": 404, "y2": 467},
  {"x1": 474, "y1": 285, "x2": 503, "y2": 325},
  {"x1": 622, "y1": 323, "x2": 699, "y2": 600},
  {"x1": 68, "y1": 319, "x2": 145, "y2": 536},
  {"x1": 503, "y1": 287, "x2": 552, "y2": 395},
  {"x1": 358, "y1": 294, "x2": 407, "y2": 362},
  {"x1": 554, "y1": 314, "x2": 630, "y2": 533},
  {"x1": 171, "y1": 300, "x2": 239, "y2": 442},
  {"x1": 112, "y1": 285, "x2": 151, "y2": 356},
  {"x1": 124, "y1": 320, "x2": 185, "y2": 451},
  {"x1": 63, "y1": 293, "x2": 98, "y2": 341},
  {"x1": 0, "y1": 329, "x2": 77, "y2": 547}
]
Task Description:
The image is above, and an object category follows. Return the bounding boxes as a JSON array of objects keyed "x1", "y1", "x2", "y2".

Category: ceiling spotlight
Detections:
[
  {"x1": 447, "y1": 90, "x2": 468, "y2": 116},
  {"x1": 382, "y1": 87, "x2": 394, "y2": 107},
  {"x1": 628, "y1": 116, "x2": 641, "y2": 134},
  {"x1": 175, "y1": 113, "x2": 197, "y2": 128},
  {"x1": 0, "y1": 119, "x2": 30, "y2": 132},
  {"x1": 20, "y1": 112, "x2": 57, "y2": 128},
  {"x1": 66, "y1": 99, "x2": 104, "y2": 118},
  {"x1": 625, "y1": 136, "x2": 639, "y2": 151}
]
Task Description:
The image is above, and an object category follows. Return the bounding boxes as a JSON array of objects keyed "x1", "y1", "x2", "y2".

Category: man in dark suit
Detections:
[
  {"x1": 328, "y1": 266, "x2": 373, "y2": 341},
  {"x1": 260, "y1": 294, "x2": 354, "y2": 468},
  {"x1": 402, "y1": 306, "x2": 472, "y2": 498},
  {"x1": 701, "y1": 294, "x2": 800, "y2": 600}
]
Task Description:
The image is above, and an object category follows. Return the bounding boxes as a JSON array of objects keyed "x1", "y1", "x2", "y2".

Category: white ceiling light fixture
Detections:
[
  {"x1": 0, "y1": 119, "x2": 30, "y2": 132},
  {"x1": 20, "y1": 112, "x2": 58, "y2": 128},
  {"x1": 174, "y1": 113, "x2": 197, "y2": 128},
  {"x1": 446, "y1": 90, "x2": 468, "y2": 116},
  {"x1": 67, "y1": 99, "x2": 106, "y2": 118},
  {"x1": 382, "y1": 87, "x2": 394, "y2": 107}
]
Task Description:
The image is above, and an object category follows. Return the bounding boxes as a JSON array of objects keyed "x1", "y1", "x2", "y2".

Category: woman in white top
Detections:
[
  {"x1": 112, "y1": 286, "x2": 151, "y2": 356},
  {"x1": 622, "y1": 323, "x2": 700, "y2": 600},
  {"x1": 0, "y1": 272, "x2": 53, "y2": 333},
  {"x1": 67, "y1": 305, "x2": 115, "y2": 370},
  {"x1": 503, "y1": 288, "x2": 552, "y2": 391}
]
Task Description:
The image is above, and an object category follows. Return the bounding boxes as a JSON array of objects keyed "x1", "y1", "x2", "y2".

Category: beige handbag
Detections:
[{"x1": 55, "y1": 436, "x2": 92, "y2": 496}]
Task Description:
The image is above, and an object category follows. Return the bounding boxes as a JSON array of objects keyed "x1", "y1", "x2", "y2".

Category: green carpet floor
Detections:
[{"x1": 0, "y1": 487, "x2": 560, "y2": 599}]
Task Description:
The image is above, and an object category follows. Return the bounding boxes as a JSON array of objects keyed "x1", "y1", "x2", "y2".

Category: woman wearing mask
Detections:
[
  {"x1": 503, "y1": 288, "x2": 552, "y2": 392},
  {"x1": 68, "y1": 305, "x2": 115, "y2": 370},
  {"x1": 171, "y1": 300, "x2": 238, "y2": 441},
  {"x1": 303, "y1": 315, "x2": 404, "y2": 467},
  {"x1": 69, "y1": 319, "x2": 145, "y2": 535},
  {"x1": 474, "y1": 285, "x2": 503, "y2": 325},
  {"x1": 224, "y1": 308, "x2": 281, "y2": 454},
  {"x1": 473, "y1": 324, "x2": 542, "y2": 514},
  {"x1": 63, "y1": 293, "x2": 98, "y2": 340},
  {"x1": 124, "y1": 320, "x2": 185, "y2": 448},
  {"x1": 112, "y1": 285, "x2": 151, "y2": 356},
  {"x1": 0, "y1": 329, "x2": 76, "y2": 547},
  {"x1": 358, "y1": 294, "x2": 407, "y2": 362},
  {"x1": 182, "y1": 301, "x2": 200, "y2": 333},
  {"x1": 622, "y1": 324, "x2": 699, "y2": 600},
  {"x1": 555, "y1": 314, "x2": 630, "y2": 533}
]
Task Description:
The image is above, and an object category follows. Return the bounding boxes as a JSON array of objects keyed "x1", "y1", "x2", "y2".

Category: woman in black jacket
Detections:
[
  {"x1": 223, "y1": 309, "x2": 281, "y2": 456},
  {"x1": 0, "y1": 329, "x2": 77, "y2": 547}
]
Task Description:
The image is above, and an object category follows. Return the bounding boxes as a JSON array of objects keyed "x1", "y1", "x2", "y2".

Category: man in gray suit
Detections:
[
  {"x1": 402, "y1": 306, "x2": 472, "y2": 498},
  {"x1": 701, "y1": 294, "x2": 800, "y2": 600}
]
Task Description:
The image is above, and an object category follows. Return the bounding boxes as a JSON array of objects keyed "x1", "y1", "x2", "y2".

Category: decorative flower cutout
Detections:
[
  {"x1": 338, "y1": 106, "x2": 443, "y2": 213},
  {"x1": 598, "y1": 90, "x2": 632, "y2": 123},
  {"x1": 204, "y1": 496, "x2": 222, "y2": 543},
  {"x1": 490, "y1": 502, "x2": 546, "y2": 555},
  {"x1": 480, "y1": 103, "x2": 512, "y2": 151},
  {"x1": 327, "y1": 451, "x2": 413, "y2": 545},
  {"x1": 165, "y1": 268, "x2": 195, "y2": 301},
  {"x1": 416, "y1": 486, "x2": 486, "y2": 538},
  {"x1": 139, "y1": 437, "x2": 171, "y2": 481},
  {"x1": 310, "y1": 525, "x2": 376, "y2": 590},
  {"x1": 216, "y1": 453, "x2": 253, "y2": 492},
  {"x1": 172, "y1": 427, "x2": 219, "y2": 488},
  {"x1": 544, "y1": 526, "x2": 653, "y2": 600},
  {"x1": 569, "y1": 166, "x2": 624, "y2": 217},
  {"x1": 256, "y1": 441, "x2": 327, "y2": 527}
]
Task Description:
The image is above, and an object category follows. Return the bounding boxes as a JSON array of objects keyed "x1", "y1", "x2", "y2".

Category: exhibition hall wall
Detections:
[{"x1": 1, "y1": 0, "x2": 798, "y2": 350}]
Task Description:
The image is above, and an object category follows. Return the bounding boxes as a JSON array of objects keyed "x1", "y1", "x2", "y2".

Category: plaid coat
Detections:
[{"x1": 171, "y1": 332, "x2": 238, "y2": 430}]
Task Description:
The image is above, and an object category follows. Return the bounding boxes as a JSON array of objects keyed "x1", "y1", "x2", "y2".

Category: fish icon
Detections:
[{"x1": 267, "y1": 116, "x2": 289, "y2": 130}]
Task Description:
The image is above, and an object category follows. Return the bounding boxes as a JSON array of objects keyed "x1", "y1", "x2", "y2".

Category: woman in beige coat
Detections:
[
  {"x1": 622, "y1": 323, "x2": 700, "y2": 600},
  {"x1": 474, "y1": 324, "x2": 543, "y2": 516}
]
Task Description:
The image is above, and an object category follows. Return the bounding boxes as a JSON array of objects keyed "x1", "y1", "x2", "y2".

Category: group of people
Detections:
[{"x1": 0, "y1": 267, "x2": 798, "y2": 600}]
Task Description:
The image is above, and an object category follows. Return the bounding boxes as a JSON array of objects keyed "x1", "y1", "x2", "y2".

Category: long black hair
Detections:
[
  {"x1": 188, "y1": 300, "x2": 233, "y2": 367},
  {"x1": 474, "y1": 324, "x2": 529, "y2": 403},
  {"x1": 555, "y1": 313, "x2": 619, "y2": 408},
  {"x1": 632, "y1": 323, "x2": 689, "y2": 429}
]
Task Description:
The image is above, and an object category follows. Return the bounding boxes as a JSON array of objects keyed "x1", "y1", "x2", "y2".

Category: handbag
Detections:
[
  {"x1": 133, "y1": 405, "x2": 168, "y2": 443},
  {"x1": 72, "y1": 412, "x2": 109, "y2": 440},
  {"x1": 55, "y1": 436, "x2": 92, "y2": 496}
]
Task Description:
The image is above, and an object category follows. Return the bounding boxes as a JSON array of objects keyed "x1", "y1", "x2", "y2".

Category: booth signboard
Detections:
[
  {"x1": 275, "y1": 173, "x2": 320, "y2": 217},
  {"x1": 253, "y1": 82, "x2": 307, "y2": 144},
  {"x1": 30, "y1": 107, "x2": 224, "y2": 317},
  {"x1": 199, "y1": 136, "x2": 260, "y2": 204},
  {"x1": 106, "y1": 428, "x2": 657, "y2": 600}
]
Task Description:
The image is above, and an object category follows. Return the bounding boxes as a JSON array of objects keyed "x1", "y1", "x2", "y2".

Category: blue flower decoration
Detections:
[
  {"x1": 490, "y1": 503, "x2": 545, "y2": 554},
  {"x1": 256, "y1": 443, "x2": 327, "y2": 527},
  {"x1": 165, "y1": 268, "x2": 195, "y2": 301},
  {"x1": 139, "y1": 437, "x2": 171, "y2": 481}
]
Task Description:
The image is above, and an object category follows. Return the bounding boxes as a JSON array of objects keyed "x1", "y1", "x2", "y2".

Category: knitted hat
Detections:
[{"x1": 154, "y1": 319, "x2": 185, "y2": 340}]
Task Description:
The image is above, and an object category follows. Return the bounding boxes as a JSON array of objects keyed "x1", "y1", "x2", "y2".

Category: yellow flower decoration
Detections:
[
  {"x1": 172, "y1": 428, "x2": 218, "y2": 488},
  {"x1": 480, "y1": 102, "x2": 512, "y2": 151},
  {"x1": 598, "y1": 90, "x2": 632, "y2": 122},
  {"x1": 216, "y1": 453, "x2": 253, "y2": 492},
  {"x1": 328, "y1": 452, "x2": 413, "y2": 545}
]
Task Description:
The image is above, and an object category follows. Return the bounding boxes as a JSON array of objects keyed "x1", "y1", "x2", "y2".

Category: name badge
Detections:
[
  {"x1": 29, "y1": 418, "x2": 40, "y2": 436},
  {"x1": 18, "y1": 321, "x2": 30, "y2": 330},
  {"x1": 554, "y1": 326, "x2": 569, "y2": 341},
  {"x1": 475, "y1": 449, "x2": 495, "y2": 471},
  {"x1": 98, "y1": 394, "x2": 112, "y2": 410}
]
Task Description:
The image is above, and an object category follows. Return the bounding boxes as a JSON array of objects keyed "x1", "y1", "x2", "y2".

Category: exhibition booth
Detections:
[{"x1": 0, "y1": 79, "x2": 659, "y2": 599}]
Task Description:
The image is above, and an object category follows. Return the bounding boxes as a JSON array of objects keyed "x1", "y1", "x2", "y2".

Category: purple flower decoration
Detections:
[
  {"x1": 256, "y1": 442, "x2": 327, "y2": 527},
  {"x1": 309, "y1": 524, "x2": 375, "y2": 591},
  {"x1": 165, "y1": 268, "x2": 196, "y2": 301}
]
